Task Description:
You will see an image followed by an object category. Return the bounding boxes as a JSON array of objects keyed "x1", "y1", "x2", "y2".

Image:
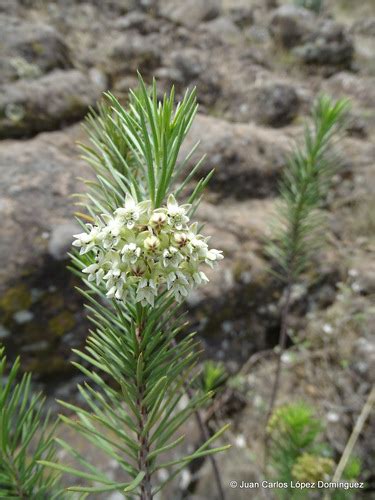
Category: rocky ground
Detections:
[{"x1": 0, "y1": 0, "x2": 374, "y2": 498}]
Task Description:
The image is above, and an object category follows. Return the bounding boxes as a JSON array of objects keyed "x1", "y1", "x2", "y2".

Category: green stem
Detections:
[{"x1": 135, "y1": 320, "x2": 153, "y2": 500}]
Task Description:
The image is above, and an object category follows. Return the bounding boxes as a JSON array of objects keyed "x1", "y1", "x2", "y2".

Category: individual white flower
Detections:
[
  {"x1": 106, "y1": 217, "x2": 123, "y2": 238},
  {"x1": 205, "y1": 248, "x2": 224, "y2": 267},
  {"x1": 82, "y1": 263, "x2": 105, "y2": 286},
  {"x1": 166, "y1": 271, "x2": 176, "y2": 289},
  {"x1": 144, "y1": 235, "x2": 161, "y2": 253},
  {"x1": 173, "y1": 232, "x2": 189, "y2": 249},
  {"x1": 166, "y1": 194, "x2": 190, "y2": 230},
  {"x1": 136, "y1": 278, "x2": 158, "y2": 306},
  {"x1": 121, "y1": 242, "x2": 141, "y2": 265},
  {"x1": 106, "y1": 278, "x2": 127, "y2": 301},
  {"x1": 192, "y1": 271, "x2": 209, "y2": 285},
  {"x1": 186, "y1": 225, "x2": 209, "y2": 259},
  {"x1": 72, "y1": 224, "x2": 103, "y2": 254},
  {"x1": 114, "y1": 194, "x2": 141, "y2": 229},
  {"x1": 162, "y1": 247, "x2": 183, "y2": 268},
  {"x1": 149, "y1": 211, "x2": 167, "y2": 231},
  {"x1": 103, "y1": 255, "x2": 123, "y2": 288},
  {"x1": 169, "y1": 271, "x2": 191, "y2": 301},
  {"x1": 130, "y1": 261, "x2": 147, "y2": 277}
]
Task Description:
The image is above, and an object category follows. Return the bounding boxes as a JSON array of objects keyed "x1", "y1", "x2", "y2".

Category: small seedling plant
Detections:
[
  {"x1": 267, "y1": 402, "x2": 361, "y2": 499},
  {"x1": 265, "y1": 95, "x2": 349, "y2": 428}
]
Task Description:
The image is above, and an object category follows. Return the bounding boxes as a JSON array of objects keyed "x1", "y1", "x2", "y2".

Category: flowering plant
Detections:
[
  {"x1": 73, "y1": 194, "x2": 223, "y2": 305},
  {"x1": 41, "y1": 75, "x2": 229, "y2": 499}
]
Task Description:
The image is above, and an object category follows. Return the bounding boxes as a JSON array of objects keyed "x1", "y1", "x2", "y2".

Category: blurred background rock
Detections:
[{"x1": 0, "y1": 0, "x2": 374, "y2": 497}]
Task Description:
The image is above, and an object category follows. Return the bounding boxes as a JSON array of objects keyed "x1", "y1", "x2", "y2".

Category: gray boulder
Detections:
[
  {"x1": 0, "y1": 14, "x2": 71, "y2": 84},
  {"x1": 180, "y1": 113, "x2": 291, "y2": 198},
  {"x1": 106, "y1": 33, "x2": 161, "y2": 79},
  {"x1": 249, "y1": 82, "x2": 300, "y2": 127},
  {"x1": 201, "y1": 16, "x2": 242, "y2": 43},
  {"x1": 269, "y1": 5, "x2": 315, "y2": 49},
  {"x1": 159, "y1": 0, "x2": 222, "y2": 28},
  {"x1": 294, "y1": 20, "x2": 354, "y2": 68},
  {"x1": 0, "y1": 69, "x2": 106, "y2": 138},
  {"x1": 0, "y1": 126, "x2": 88, "y2": 288},
  {"x1": 351, "y1": 17, "x2": 375, "y2": 37},
  {"x1": 114, "y1": 10, "x2": 160, "y2": 33},
  {"x1": 48, "y1": 222, "x2": 82, "y2": 261}
]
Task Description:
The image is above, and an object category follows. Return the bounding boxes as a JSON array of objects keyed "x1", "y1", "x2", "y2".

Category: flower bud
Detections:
[
  {"x1": 150, "y1": 212, "x2": 167, "y2": 230},
  {"x1": 174, "y1": 232, "x2": 188, "y2": 248},
  {"x1": 144, "y1": 235, "x2": 161, "y2": 252}
]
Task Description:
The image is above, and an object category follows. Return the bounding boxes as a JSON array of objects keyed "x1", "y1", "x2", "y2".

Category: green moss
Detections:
[
  {"x1": 31, "y1": 41, "x2": 45, "y2": 55},
  {"x1": 0, "y1": 285, "x2": 32, "y2": 314},
  {"x1": 48, "y1": 311, "x2": 75, "y2": 337},
  {"x1": 26, "y1": 355, "x2": 73, "y2": 377}
]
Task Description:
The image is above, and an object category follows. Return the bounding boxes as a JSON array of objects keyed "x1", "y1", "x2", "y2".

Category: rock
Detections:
[
  {"x1": 135, "y1": 0, "x2": 158, "y2": 10},
  {"x1": 0, "y1": 0, "x2": 22, "y2": 15},
  {"x1": 113, "y1": 75, "x2": 140, "y2": 95},
  {"x1": 347, "y1": 258, "x2": 375, "y2": 295},
  {"x1": 269, "y1": 6, "x2": 354, "y2": 70},
  {"x1": 180, "y1": 113, "x2": 291, "y2": 198},
  {"x1": 321, "y1": 71, "x2": 375, "y2": 137},
  {"x1": 229, "y1": 7, "x2": 254, "y2": 29},
  {"x1": 0, "y1": 14, "x2": 72, "y2": 84},
  {"x1": 170, "y1": 48, "x2": 206, "y2": 80},
  {"x1": 294, "y1": 20, "x2": 354, "y2": 68},
  {"x1": 0, "y1": 325, "x2": 10, "y2": 339},
  {"x1": 351, "y1": 17, "x2": 375, "y2": 37},
  {"x1": 160, "y1": 47, "x2": 223, "y2": 106},
  {"x1": 48, "y1": 222, "x2": 82, "y2": 261},
  {"x1": 107, "y1": 33, "x2": 161, "y2": 79},
  {"x1": 269, "y1": 5, "x2": 315, "y2": 49},
  {"x1": 0, "y1": 69, "x2": 106, "y2": 138},
  {"x1": 13, "y1": 310, "x2": 34, "y2": 324},
  {"x1": 321, "y1": 72, "x2": 375, "y2": 111},
  {"x1": 0, "y1": 126, "x2": 88, "y2": 289},
  {"x1": 114, "y1": 10, "x2": 160, "y2": 33},
  {"x1": 154, "y1": 67, "x2": 185, "y2": 84},
  {"x1": 159, "y1": 0, "x2": 222, "y2": 28},
  {"x1": 201, "y1": 16, "x2": 242, "y2": 43},
  {"x1": 0, "y1": 126, "x2": 91, "y2": 379},
  {"x1": 249, "y1": 82, "x2": 300, "y2": 127}
]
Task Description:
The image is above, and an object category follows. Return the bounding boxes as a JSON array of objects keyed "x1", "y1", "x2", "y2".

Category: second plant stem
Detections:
[{"x1": 264, "y1": 281, "x2": 293, "y2": 468}]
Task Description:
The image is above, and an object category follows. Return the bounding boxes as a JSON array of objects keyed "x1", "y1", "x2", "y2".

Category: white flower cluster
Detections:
[{"x1": 73, "y1": 194, "x2": 223, "y2": 305}]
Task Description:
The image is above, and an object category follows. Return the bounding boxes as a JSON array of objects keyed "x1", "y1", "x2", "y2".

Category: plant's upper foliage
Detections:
[
  {"x1": 72, "y1": 193, "x2": 223, "y2": 305},
  {"x1": 77, "y1": 75, "x2": 212, "y2": 220}
]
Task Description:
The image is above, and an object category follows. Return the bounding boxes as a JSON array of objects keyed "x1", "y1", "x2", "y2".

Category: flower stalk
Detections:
[{"x1": 135, "y1": 313, "x2": 153, "y2": 499}]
